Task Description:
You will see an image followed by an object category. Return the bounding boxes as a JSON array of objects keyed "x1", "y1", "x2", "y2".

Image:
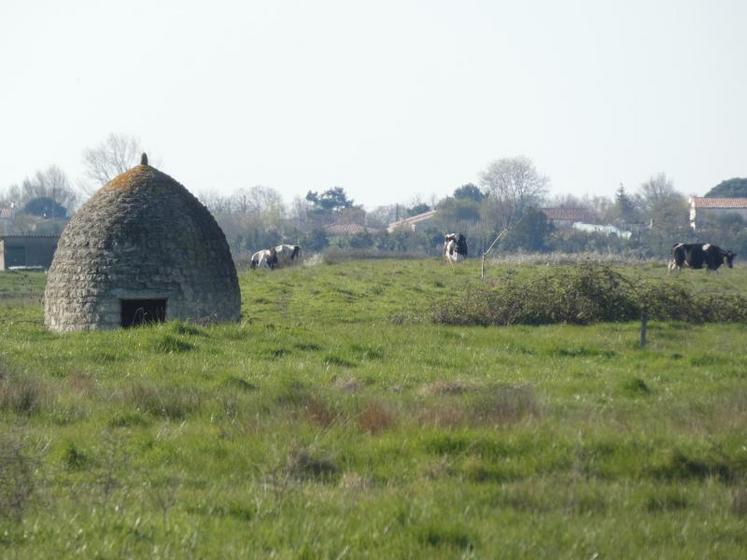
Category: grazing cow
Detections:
[
  {"x1": 443, "y1": 233, "x2": 468, "y2": 263},
  {"x1": 669, "y1": 243, "x2": 736, "y2": 272},
  {"x1": 273, "y1": 244, "x2": 301, "y2": 268},
  {"x1": 250, "y1": 247, "x2": 278, "y2": 270}
]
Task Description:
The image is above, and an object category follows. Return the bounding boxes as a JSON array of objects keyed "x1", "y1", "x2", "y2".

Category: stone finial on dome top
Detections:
[{"x1": 140, "y1": 153, "x2": 149, "y2": 166}]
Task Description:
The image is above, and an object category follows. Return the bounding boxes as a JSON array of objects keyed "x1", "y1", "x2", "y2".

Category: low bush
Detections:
[{"x1": 434, "y1": 264, "x2": 747, "y2": 325}]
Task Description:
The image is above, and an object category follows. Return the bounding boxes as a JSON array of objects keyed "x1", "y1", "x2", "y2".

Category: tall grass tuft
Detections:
[
  {"x1": 468, "y1": 384, "x2": 541, "y2": 425},
  {"x1": 0, "y1": 434, "x2": 35, "y2": 521},
  {"x1": 357, "y1": 400, "x2": 397, "y2": 434},
  {"x1": 0, "y1": 374, "x2": 46, "y2": 415},
  {"x1": 126, "y1": 383, "x2": 202, "y2": 420}
]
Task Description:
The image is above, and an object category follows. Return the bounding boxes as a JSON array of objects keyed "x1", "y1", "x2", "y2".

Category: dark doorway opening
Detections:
[
  {"x1": 121, "y1": 299, "x2": 167, "y2": 327},
  {"x1": 5, "y1": 246, "x2": 26, "y2": 267}
]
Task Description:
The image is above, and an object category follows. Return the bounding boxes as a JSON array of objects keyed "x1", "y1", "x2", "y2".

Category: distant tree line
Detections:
[{"x1": 1, "y1": 136, "x2": 745, "y2": 258}]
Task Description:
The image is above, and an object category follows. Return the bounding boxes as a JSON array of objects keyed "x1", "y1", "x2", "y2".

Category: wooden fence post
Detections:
[{"x1": 639, "y1": 311, "x2": 648, "y2": 348}]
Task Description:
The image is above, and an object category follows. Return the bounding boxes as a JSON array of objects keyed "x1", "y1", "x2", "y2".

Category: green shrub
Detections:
[{"x1": 434, "y1": 264, "x2": 747, "y2": 326}]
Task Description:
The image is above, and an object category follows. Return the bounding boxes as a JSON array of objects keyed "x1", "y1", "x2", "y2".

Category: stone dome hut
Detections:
[{"x1": 44, "y1": 156, "x2": 241, "y2": 331}]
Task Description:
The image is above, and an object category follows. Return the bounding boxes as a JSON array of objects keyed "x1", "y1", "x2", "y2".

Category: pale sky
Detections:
[{"x1": 1, "y1": 0, "x2": 746, "y2": 208}]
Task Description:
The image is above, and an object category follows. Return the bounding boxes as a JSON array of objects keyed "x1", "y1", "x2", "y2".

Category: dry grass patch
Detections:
[
  {"x1": 468, "y1": 384, "x2": 541, "y2": 426},
  {"x1": 303, "y1": 396, "x2": 338, "y2": 428},
  {"x1": 357, "y1": 400, "x2": 398, "y2": 434},
  {"x1": 417, "y1": 403, "x2": 466, "y2": 429},
  {"x1": 65, "y1": 372, "x2": 97, "y2": 396},
  {"x1": 0, "y1": 375, "x2": 47, "y2": 416}
]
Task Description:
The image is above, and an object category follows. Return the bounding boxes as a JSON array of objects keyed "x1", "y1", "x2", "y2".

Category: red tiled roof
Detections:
[
  {"x1": 541, "y1": 207, "x2": 593, "y2": 222},
  {"x1": 690, "y1": 197, "x2": 747, "y2": 209},
  {"x1": 324, "y1": 223, "x2": 378, "y2": 236}
]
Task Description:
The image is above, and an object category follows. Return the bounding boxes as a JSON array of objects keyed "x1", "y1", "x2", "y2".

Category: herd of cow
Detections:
[{"x1": 248, "y1": 236, "x2": 737, "y2": 272}]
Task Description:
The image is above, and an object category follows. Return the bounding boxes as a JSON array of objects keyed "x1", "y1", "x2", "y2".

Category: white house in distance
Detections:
[{"x1": 689, "y1": 197, "x2": 747, "y2": 229}]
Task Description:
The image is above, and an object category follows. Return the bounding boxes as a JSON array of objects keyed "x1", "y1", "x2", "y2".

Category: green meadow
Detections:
[{"x1": 1, "y1": 259, "x2": 746, "y2": 558}]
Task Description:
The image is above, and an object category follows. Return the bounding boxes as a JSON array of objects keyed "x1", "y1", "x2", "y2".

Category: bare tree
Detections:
[
  {"x1": 81, "y1": 133, "x2": 144, "y2": 190},
  {"x1": 479, "y1": 156, "x2": 549, "y2": 229},
  {"x1": 637, "y1": 173, "x2": 680, "y2": 215},
  {"x1": 20, "y1": 165, "x2": 79, "y2": 211},
  {"x1": 197, "y1": 190, "x2": 233, "y2": 214},
  {"x1": 636, "y1": 173, "x2": 688, "y2": 251},
  {"x1": 0, "y1": 184, "x2": 22, "y2": 207}
]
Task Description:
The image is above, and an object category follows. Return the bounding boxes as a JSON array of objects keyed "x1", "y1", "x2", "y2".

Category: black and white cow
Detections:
[
  {"x1": 273, "y1": 244, "x2": 301, "y2": 268},
  {"x1": 443, "y1": 233, "x2": 468, "y2": 263},
  {"x1": 250, "y1": 247, "x2": 278, "y2": 270},
  {"x1": 669, "y1": 243, "x2": 736, "y2": 272}
]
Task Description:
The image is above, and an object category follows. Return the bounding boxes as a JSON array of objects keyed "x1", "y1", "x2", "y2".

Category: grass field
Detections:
[{"x1": 1, "y1": 259, "x2": 746, "y2": 558}]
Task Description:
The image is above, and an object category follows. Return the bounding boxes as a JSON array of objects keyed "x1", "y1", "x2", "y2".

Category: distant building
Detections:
[
  {"x1": 0, "y1": 235, "x2": 59, "y2": 271},
  {"x1": 387, "y1": 209, "x2": 438, "y2": 233},
  {"x1": 689, "y1": 197, "x2": 747, "y2": 229},
  {"x1": 540, "y1": 207, "x2": 594, "y2": 228}
]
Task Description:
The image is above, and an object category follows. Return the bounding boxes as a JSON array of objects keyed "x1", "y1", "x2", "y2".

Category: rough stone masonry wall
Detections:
[{"x1": 44, "y1": 165, "x2": 241, "y2": 331}]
